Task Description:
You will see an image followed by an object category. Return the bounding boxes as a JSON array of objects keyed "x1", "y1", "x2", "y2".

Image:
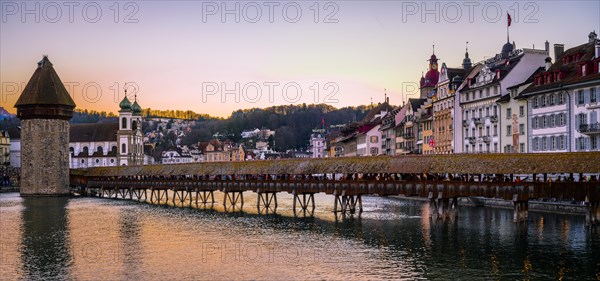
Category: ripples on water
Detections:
[{"x1": 1, "y1": 191, "x2": 599, "y2": 280}]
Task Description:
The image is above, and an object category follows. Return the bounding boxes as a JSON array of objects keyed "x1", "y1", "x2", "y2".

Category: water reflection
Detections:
[
  {"x1": 1, "y1": 193, "x2": 599, "y2": 280},
  {"x1": 20, "y1": 197, "x2": 72, "y2": 280}
]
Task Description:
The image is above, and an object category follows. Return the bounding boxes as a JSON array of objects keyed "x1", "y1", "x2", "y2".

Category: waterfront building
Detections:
[
  {"x1": 69, "y1": 91, "x2": 146, "y2": 168},
  {"x1": 15, "y1": 56, "x2": 75, "y2": 195},
  {"x1": 9, "y1": 138, "x2": 20, "y2": 167},
  {"x1": 497, "y1": 68, "x2": 541, "y2": 153},
  {"x1": 0, "y1": 131, "x2": 9, "y2": 166},
  {"x1": 379, "y1": 100, "x2": 399, "y2": 155},
  {"x1": 432, "y1": 61, "x2": 468, "y2": 154},
  {"x1": 458, "y1": 40, "x2": 548, "y2": 153},
  {"x1": 519, "y1": 32, "x2": 600, "y2": 152},
  {"x1": 395, "y1": 98, "x2": 426, "y2": 154}
]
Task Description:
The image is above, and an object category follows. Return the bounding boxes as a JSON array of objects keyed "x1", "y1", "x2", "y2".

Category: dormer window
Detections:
[{"x1": 582, "y1": 64, "x2": 587, "y2": 76}]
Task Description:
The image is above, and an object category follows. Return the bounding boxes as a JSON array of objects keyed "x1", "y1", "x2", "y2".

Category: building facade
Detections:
[
  {"x1": 520, "y1": 32, "x2": 600, "y2": 152},
  {"x1": 458, "y1": 42, "x2": 548, "y2": 153}
]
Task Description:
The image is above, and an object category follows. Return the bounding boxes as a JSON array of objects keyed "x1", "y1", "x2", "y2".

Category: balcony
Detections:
[
  {"x1": 473, "y1": 117, "x2": 482, "y2": 125},
  {"x1": 403, "y1": 132, "x2": 415, "y2": 139},
  {"x1": 468, "y1": 137, "x2": 476, "y2": 144},
  {"x1": 482, "y1": 136, "x2": 491, "y2": 143},
  {"x1": 462, "y1": 120, "x2": 470, "y2": 127},
  {"x1": 579, "y1": 123, "x2": 600, "y2": 134},
  {"x1": 490, "y1": 115, "x2": 498, "y2": 123}
]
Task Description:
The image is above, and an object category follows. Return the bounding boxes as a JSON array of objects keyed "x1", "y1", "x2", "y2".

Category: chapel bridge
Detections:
[{"x1": 70, "y1": 152, "x2": 600, "y2": 224}]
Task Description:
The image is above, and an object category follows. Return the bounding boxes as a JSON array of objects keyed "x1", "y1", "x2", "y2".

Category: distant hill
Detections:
[
  {"x1": 0, "y1": 103, "x2": 374, "y2": 151},
  {"x1": 0, "y1": 107, "x2": 14, "y2": 120}
]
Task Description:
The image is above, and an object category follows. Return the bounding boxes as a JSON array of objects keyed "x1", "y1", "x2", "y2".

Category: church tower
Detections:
[
  {"x1": 420, "y1": 46, "x2": 440, "y2": 98},
  {"x1": 117, "y1": 91, "x2": 132, "y2": 165},
  {"x1": 14, "y1": 56, "x2": 76, "y2": 196},
  {"x1": 117, "y1": 90, "x2": 144, "y2": 165}
]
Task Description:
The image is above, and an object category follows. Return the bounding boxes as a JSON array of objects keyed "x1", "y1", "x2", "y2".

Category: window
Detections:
[
  {"x1": 541, "y1": 115, "x2": 547, "y2": 128},
  {"x1": 95, "y1": 159, "x2": 100, "y2": 164},
  {"x1": 559, "y1": 136, "x2": 565, "y2": 150},
  {"x1": 559, "y1": 113, "x2": 565, "y2": 126},
  {"x1": 506, "y1": 108, "x2": 512, "y2": 119},
  {"x1": 578, "y1": 90, "x2": 585, "y2": 105},
  {"x1": 591, "y1": 88, "x2": 597, "y2": 103},
  {"x1": 465, "y1": 145, "x2": 469, "y2": 153},
  {"x1": 465, "y1": 110, "x2": 469, "y2": 119},
  {"x1": 550, "y1": 115, "x2": 555, "y2": 127},
  {"x1": 532, "y1": 117, "x2": 538, "y2": 129},
  {"x1": 493, "y1": 125, "x2": 498, "y2": 136},
  {"x1": 519, "y1": 124, "x2": 525, "y2": 135},
  {"x1": 121, "y1": 143, "x2": 126, "y2": 153},
  {"x1": 121, "y1": 117, "x2": 127, "y2": 129},
  {"x1": 520, "y1": 143, "x2": 525, "y2": 153},
  {"x1": 533, "y1": 138, "x2": 539, "y2": 151},
  {"x1": 542, "y1": 137, "x2": 547, "y2": 151},
  {"x1": 486, "y1": 126, "x2": 490, "y2": 136},
  {"x1": 519, "y1": 106, "x2": 524, "y2": 116},
  {"x1": 558, "y1": 92, "x2": 565, "y2": 104},
  {"x1": 370, "y1": 136, "x2": 379, "y2": 143},
  {"x1": 551, "y1": 136, "x2": 556, "y2": 150},
  {"x1": 533, "y1": 97, "x2": 539, "y2": 108},
  {"x1": 592, "y1": 137, "x2": 598, "y2": 150},
  {"x1": 493, "y1": 105, "x2": 497, "y2": 115},
  {"x1": 541, "y1": 95, "x2": 547, "y2": 107},
  {"x1": 506, "y1": 125, "x2": 512, "y2": 136},
  {"x1": 549, "y1": 94, "x2": 555, "y2": 105},
  {"x1": 578, "y1": 137, "x2": 586, "y2": 150},
  {"x1": 486, "y1": 107, "x2": 490, "y2": 116}
]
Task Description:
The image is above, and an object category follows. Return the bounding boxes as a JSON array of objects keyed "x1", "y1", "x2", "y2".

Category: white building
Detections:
[
  {"x1": 497, "y1": 76, "x2": 537, "y2": 153},
  {"x1": 458, "y1": 41, "x2": 548, "y2": 153},
  {"x1": 520, "y1": 32, "x2": 600, "y2": 152},
  {"x1": 161, "y1": 148, "x2": 193, "y2": 164},
  {"x1": 9, "y1": 138, "x2": 20, "y2": 167},
  {"x1": 309, "y1": 133, "x2": 326, "y2": 158},
  {"x1": 69, "y1": 93, "x2": 147, "y2": 168}
]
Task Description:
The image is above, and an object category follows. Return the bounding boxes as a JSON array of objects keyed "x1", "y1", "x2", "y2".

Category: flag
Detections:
[
  {"x1": 321, "y1": 116, "x2": 325, "y2": 127},
  {"x1": 507, "y1": 13, "x2": 512, "y2": 27}
]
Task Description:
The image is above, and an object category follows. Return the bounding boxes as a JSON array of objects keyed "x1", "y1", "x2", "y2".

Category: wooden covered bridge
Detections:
[{"x1": 70, "y1": 152, "x2": 600, "y2": 224}]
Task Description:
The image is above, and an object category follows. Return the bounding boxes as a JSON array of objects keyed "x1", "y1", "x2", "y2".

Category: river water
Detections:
[{"x1": 1, "y1": 191, "x2": 599, "y2": 280}]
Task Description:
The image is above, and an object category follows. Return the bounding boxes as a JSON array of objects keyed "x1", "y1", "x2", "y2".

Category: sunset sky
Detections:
[{"x1": 1, "y1": 1, "x2": 599, "y2": 117}]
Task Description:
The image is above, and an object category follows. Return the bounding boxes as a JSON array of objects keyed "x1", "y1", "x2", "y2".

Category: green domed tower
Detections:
[{"x1": 14, "y1": 56, "x2": 76, "y2": 196}]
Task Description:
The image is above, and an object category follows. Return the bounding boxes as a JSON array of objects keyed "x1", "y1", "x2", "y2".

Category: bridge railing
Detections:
[{"x1": 85, "y1": 179, "x2": 600, "y2": 202}]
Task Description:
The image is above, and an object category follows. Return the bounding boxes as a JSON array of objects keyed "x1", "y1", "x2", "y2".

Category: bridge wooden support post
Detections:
[
  {"x1": 195, "y1": 190, "x2": 215, "y2": 206},
  {"x1": 429, "y1": 192, "x2": 458, "y2": 220},
  {"x1": 257, "y1": 188, "x2": 278, "y2": 214},
  {"x1": 512, "y1": 194, "x2": 528, "y2": 223},
  {"x1": 333, "y1": 190, "x2": 362, "y2": 214},
  {"x1": 292, "y1": 190, "x2": 315, "y2": 215},
  {"x1": 585, "y1": 196, "x2": 599, "y2": 226},
  {"x1": 132, "y1": 189, "x2": 144, "y2": 202},
  {"x1": 222, "y1": 188, "x2": 244, "y2": 209},
  {"x1": 172, "y1": 189, "x2": 190, "y2": 207}
]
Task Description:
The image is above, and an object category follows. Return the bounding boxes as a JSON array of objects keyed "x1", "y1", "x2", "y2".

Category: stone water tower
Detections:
[{"x1": 14, "y1": 56, "x2": 76, "y2": 196}]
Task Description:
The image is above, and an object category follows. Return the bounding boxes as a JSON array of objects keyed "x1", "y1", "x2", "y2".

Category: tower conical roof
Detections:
[{"x1": 14, "y1": 56, "x2": 76, "y2": 119}]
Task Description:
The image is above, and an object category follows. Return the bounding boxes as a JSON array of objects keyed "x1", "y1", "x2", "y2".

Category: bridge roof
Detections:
[{"x1": 78, "y1": 152, "x2": 600, "y2": 177}]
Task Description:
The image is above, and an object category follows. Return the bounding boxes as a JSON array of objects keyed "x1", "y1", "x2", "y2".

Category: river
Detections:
[{"x1": 1, "y1": 192, "x2": 599, "y2": 280}]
